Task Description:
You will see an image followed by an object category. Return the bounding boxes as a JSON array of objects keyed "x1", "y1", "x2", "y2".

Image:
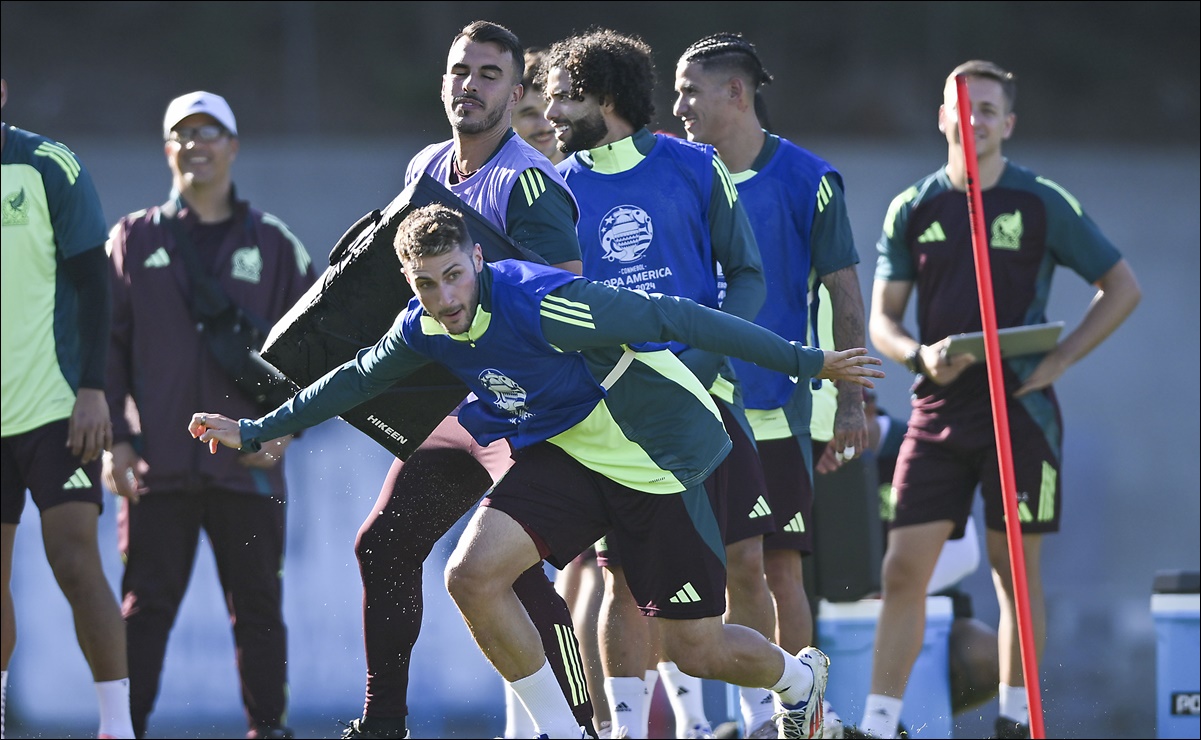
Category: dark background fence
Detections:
[
  {"x1": 2, "y1": 2, "x2": 1198, "y2": 739},
  {"x1": 2, "y1": 1, "x2": 1198, "y2": 145}
]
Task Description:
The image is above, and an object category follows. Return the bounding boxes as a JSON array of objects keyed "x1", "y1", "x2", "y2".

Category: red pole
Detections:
[{"x1": 953, "y1": 74, "x2": 1046, "y2": 739}]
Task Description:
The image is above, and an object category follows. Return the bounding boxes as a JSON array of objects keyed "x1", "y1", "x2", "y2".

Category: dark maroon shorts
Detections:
[
  {"x1": 482, "y1": 441, "x2": 728, "y2": 619},
  {"x1": 891, "y1": 411, "x2": 1062, "y2": 537},
  {"x1": 757, "y1": 434, "x2": 817, "y2": 555},
  {"x1": 597, "y1": 397, "x2": 773, "y2": 570},
  {"x1": 715, "y1": 399, "x2": 777, "y2": 545},
  {"x1": 1, "y1": 418, "x2": 103, "y2": 524}
]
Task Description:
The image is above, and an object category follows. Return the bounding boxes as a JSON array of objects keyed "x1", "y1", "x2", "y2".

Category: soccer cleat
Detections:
[
  {"x1": 339, "y1": 717, "x2": 409, "y2": 739},
  {"x1": 994, "y1": 717, "x2": 1030, "y2": 739},
  {"x1": 820, "y1": 700, "x2": 844, "y2": 739},
  {"x1": 683, "y1": 722, "x2": 717, "y2": 739},
  {"x1": 774, "y1": 647, "x2": 829, "y2": 739}
]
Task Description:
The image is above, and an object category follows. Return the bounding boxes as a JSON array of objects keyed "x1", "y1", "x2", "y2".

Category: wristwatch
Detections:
[{"x1": 903, "y1": 345, "x2": 925, "y2": 376}]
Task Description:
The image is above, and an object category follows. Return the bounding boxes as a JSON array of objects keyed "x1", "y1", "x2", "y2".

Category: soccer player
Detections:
[
  {"x1": 340, "y1": 20, "x2": 590, "y2": 740},
  {"x1": 1, "y1": 75, "x2": 135, "y2": 740},
  {"x1": 191, "y1": 202, "x2": 885, "y2": 740},
  {"x1": 540, "y1": 29, "x2": 776, "y2": 738},
  {"x1": 673, "y1": 33, "x2": 869, "y2": 738}
]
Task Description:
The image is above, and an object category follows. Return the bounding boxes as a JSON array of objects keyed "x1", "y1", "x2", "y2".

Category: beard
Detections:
[
  {"x1": 447, "y1": 97, "x2": 508, "y2": 136},
  {"x1": 559, "y1": 108, "x2": 609, "y2": 153}
]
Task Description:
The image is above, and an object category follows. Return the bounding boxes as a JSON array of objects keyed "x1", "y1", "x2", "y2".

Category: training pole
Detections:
[{"x1": 954, "y1": 74, "x2": 1046, "y2": 739}]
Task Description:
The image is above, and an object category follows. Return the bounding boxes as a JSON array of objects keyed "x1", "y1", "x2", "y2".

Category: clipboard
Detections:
[{"x1": 942, "y1": 321, "x2": 1064, "y2": 361}]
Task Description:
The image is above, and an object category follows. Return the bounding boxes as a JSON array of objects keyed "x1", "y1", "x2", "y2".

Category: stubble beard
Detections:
[{"x1": 451, "y1": 100, "x2": 508, "y2": 136}]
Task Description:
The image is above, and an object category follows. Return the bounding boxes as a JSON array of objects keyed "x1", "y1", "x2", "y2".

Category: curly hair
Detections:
[
  {"x1": 537, "y1": 27, "x2": 656, "y2": 130},
  {"x1": 394, "y1": 204, "x2": 472, "y2": 265}
]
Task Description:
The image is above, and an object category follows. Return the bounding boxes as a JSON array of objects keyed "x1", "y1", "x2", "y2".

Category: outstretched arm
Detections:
[
  {"x1": 544, "y1": 279, "x2": 884, "y2": 388},
  {"x1": 188, "y1": 317, "x2": 432, "y2": 452}
]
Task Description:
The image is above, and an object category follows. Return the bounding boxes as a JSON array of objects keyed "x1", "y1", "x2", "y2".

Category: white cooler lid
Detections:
[
  {"x1": 1151, "y1": 592, "x2": 1201, "y2": 614},
  {"x1": 819, "y1": 596, "x2": 953, "y2": 619}
]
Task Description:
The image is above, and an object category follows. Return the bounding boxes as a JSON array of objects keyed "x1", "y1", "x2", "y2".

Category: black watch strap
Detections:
[{"x1": 904, "y1": 345, "x2": 926, "y2": 376}]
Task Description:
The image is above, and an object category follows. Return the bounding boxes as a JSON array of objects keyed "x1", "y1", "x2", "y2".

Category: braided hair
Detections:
[{"x1": 679, "y1": 32, "x2": 774, "y2": 89}]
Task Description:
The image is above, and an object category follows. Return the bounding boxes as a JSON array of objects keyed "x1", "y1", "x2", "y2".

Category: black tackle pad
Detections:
[{"x1": 260, "y1": 173, "x2": 547, "y2": 460}]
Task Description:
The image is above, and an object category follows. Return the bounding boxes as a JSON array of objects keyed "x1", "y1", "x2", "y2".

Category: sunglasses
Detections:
[{"x1": 167, "y1": 124, "x2": 229, "y2": 144}]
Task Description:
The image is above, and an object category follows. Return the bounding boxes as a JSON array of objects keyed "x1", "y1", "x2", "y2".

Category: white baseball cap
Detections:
[{"x1": 162, "y1": 91, "x2": 238, "y2": 139}]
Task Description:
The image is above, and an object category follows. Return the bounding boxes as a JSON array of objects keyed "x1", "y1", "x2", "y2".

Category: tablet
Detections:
[{"x1": 942, "y1": 321, "x2": 1064, "y2": 360}]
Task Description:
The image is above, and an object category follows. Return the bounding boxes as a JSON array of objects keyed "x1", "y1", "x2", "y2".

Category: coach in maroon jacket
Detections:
[{"x1": 101, "y1": 91, "x2": 317, "y2": 740}]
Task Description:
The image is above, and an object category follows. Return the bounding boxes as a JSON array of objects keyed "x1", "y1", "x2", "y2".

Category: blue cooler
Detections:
[
  {"x1": 1153, "y1": 570, "x2": 1200, "y2": 739},
  {"x1": 818, "y1": 596, "x2": 953, "y2": 737}
]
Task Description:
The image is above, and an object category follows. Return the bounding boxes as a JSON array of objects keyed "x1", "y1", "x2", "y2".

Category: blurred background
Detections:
[{"x1": 2, "y1": 2, "x2": 1198, "y2": 738}]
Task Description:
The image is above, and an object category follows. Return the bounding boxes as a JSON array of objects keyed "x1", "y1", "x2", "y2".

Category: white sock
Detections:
[
  {"x1": 511, "y1": 660, "x2": 579, "y2": 739},
  {"x1": 739, "y1": 685, "x2": 776, "y2": 734},
  {"x1": 504, "y1": 682, "x2": 537, "y2": 738},
  {"x1": 998, "y1": 683, "x2": 1029, "y2": 724},
  {"x1": 96, "y1": 678, "x2": 135, "y2": 739},
  {"x1": 768, "y1": 645, "x2": 813, "y2": 707},
  {"x1": 605, "y1": 675, "x2": 647, "y2": 738},
  {"x1": 2, "y1": 669, "x2": 8, "y2": 740},
  {"x1": 859, "y1": 694, "x2": 903, "y2": 739},
  {"x1": 641, "y1": 669, "x2": 658, "y2": 737},
  {"x1": 657, "y1": 661, "x2": 710, "y2": 737}
]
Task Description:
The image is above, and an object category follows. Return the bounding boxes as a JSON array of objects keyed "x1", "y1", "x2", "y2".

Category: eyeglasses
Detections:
[{"x1": 167, "y1": 124, "x2": 229, "y2": 144}]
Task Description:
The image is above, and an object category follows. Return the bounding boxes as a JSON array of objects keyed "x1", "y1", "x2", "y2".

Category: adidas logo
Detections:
[
  {"x1": 143, "y1": 246, "x2": 171, "y2": 268},
  {"x1": 676, "y1": 687, "x2": 691, "y2": 697},
  {"x1": 63, "y1": 468, "x2": 92, "y2": 490},
  {"x1": 917, "y1": 221, "x2": 946, "y2": 243},
  {"x1": 669, "y1": 582, "x2": 702, "y2": 604},
  {"x1": 748, "y1": 496, "x2": 772, "y2": 518},
  {"x1": 613, "y1": 702, "x2": 633, "y2": 713},
  {"x1": 783, "y1": 512, "x2": 806, "y2": 533}
]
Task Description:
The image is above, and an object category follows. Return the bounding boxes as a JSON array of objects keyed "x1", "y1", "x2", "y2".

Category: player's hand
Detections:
[
  {"x1": 1014, "y1": 350, "x2": 1069, "y2": 397},
  {"x1": 102, "y1": 441, "x2": 147, "y2": 503},
  {"x1": 831, "y1": 384, "x2": 869, "y2": 461},
  {"x1": 67, "y1": 387, "x2": 112, "y2": 463},
  {"x1": 239, "y1": 435, "x2": 293, "y2": 470},
  {"x1": 188, "y1": 413, "x2": 242, "y2": 454},
  {"x1": 818, "y1": 348, "x2": 885, "y2": 388},
  {"x1": 924, "y1": 337, "x2": 975, "y2": 385},
  {"x1": 815, "y1": 441, "x2": 845, "y2": 475}
]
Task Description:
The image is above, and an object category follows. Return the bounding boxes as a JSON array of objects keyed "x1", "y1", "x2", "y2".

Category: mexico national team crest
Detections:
[
  {"x1": 600, "y1": 205, "x2": 654, "y2": 262},
  {"x1": 231, "y1": 245, "x2": 264, "y2": 283},
  {"x1": 479, "y1": 369, "x2": 532, "y2": 422},
  {"x1": 990, "y1": 211, "x2": 1023, "y2": 250}
]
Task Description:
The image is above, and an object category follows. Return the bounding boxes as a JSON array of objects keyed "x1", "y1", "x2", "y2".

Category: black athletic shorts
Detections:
[
  {"x1": 482, "y1": 441, "x2": 728, "y2": 619},
  {"x1": 2, "y1": 418, "x2": 103, "y2": 524}
]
